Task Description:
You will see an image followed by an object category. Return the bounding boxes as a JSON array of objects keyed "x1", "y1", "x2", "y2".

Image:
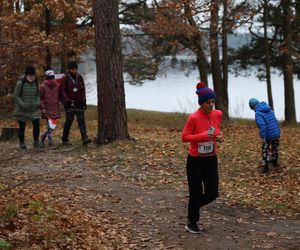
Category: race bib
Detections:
[{"x1": 198, "y1": 142, "x2": 214, "y2": 156}]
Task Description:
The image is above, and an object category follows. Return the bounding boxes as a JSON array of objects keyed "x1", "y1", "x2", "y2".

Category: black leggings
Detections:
[
  {"x1": 262, "y1": 138, "x2": 280, "y2": 167},
  {"x1": 186, "y1": 154, "x2": 219, "y2": 223},
  {"x1": 18, "y1": 119, "x2": 40, "y2": 143}
]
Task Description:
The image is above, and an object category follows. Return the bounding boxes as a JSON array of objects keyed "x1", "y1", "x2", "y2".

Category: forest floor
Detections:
[{"x1": 0, "y1": 108, "x2": 299, "y2": 250}]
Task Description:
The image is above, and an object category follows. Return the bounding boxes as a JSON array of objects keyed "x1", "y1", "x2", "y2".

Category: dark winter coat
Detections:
[
  {"x1": 40, "y1": 79, "x2": 60, "y2": 119},
  {"x1": 254, "y1": 102, "x2": 281, "y2": 140},
  {"x1": 13, "y1": 77, "x2": 40, "y2": 122},
  {"x1": 60, "y1": 73, "x2": 86, "y2": 109}
]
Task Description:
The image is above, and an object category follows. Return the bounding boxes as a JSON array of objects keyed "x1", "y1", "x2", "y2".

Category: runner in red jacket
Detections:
[{"x1": 182, "y1": 82, "x2": 224, "y2": 234}]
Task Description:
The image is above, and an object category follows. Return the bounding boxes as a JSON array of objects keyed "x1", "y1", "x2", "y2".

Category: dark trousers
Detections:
[
  {"x1": 18, "y1": 119, "x2": 40, "y2": 143},
  {"x1": 262, "y1": 138, "x2": 280, "y2": 167},
  {"x1": 186, "y1": 154, "x2": 219, "y2": 223},
  {"x1": 62, "y1": 109, "x2": 88, "y2": 142}
]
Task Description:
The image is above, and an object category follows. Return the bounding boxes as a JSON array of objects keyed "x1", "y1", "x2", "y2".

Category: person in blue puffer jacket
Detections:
[{"x1": 249, "y1": 98, "x2": 281, "y2": 173}]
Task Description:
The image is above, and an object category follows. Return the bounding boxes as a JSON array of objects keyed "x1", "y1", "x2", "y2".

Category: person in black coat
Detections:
[{"x1": 60, "y1": 61, "x2": 92, "y2": 146}]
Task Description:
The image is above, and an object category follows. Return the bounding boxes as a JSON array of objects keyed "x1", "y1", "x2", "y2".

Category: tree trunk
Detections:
[
  {"x1": 60, "y1": 17, "x2": 67, "y2": 73},
  {"x1": 24, "y1": 0, "x2": 32, "y2": 12},
  {"x1": 60, "y1": 40, "x2": 66, "y2": 73},
  {"x1": 0, "y1": 1, "x2": 3, "y2": 41},
  {"x1": 281, "y1": 0, "x2": 296, "y2": 124},
  {"x1": 183, "y1": 3, "x2": 208, "y2": 84},
  {"x1": 263, "y1": 0, "x2": 273, "y2": 110},
  {"x1": 210, "y1": 0, "x2": 229, "y2": 120},
  {"x1": 294, "y1": 0, "x2": 300, "y2": 79},
  {"x1": 45, "y1": 7, "x2": 52, "y2": 69},
  {"x1": 15, "y1": 1, "x2": 20, "y2": 12},
  {"x1": 195, "y1": 47, "x2": 209, "y2": 84},
  {"x1": 296, "y1": 0, "x2": 300, "y2": 31},
  {"x1": 221, "y1": 0, "x2": 229, "y2": 121},
  {"x1": 93, "y1": 0, "x2": 130, "y2": 144}
]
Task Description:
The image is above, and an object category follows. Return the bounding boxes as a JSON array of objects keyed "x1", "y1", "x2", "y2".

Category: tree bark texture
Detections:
[
  {"x1": 195, "y1": 45, "x2": 209, "y2": 84},
  {"x1": 93, "y1": 0, "x2": 130, "y2": 144},
  {"x1": 0, "y1": 1, "x2": 3, "y2": 41},
  {"x1": 281, "y1": 0, "x2": 296, "y2": 124},
  {"x1": 210, "y1": 0, "x2": 229, "y2": 120},
  {"x1": 221, "y1": 0, "x2": 229, "y2": 121},
  {"x1": 45, "y1": 7, "x2": 52, "y2": 69},
  {"x1": 263, "y1": 0, "x2": 273, "y2": 110},
  {"x1": 183, "y1": 3, "x2": 208, "y2": 84}
]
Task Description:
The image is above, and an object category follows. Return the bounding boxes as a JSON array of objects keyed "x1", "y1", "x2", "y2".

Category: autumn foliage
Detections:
[
  {"x1": 0, "y1": 0, "x2": 93, "y2": 99},
  {"x1": 0, "y1": 108, "x2": 299, "y2": 248}
]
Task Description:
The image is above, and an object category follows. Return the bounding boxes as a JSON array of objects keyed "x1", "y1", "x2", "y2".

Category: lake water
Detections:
[{"x1": 81, "y1": 61, "x2": 300, "y2": 122}]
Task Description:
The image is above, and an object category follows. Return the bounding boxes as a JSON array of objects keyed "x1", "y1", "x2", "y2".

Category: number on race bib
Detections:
[{"x1": 198, "y1": 142, "x2": 214, "y2": 156}]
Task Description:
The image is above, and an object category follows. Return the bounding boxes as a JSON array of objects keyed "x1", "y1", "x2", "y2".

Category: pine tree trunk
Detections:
[
  {"x1": 282, "y1": 0, "x2": 296, "y2": 124},
  {"x1": 93, "y1": 0, "x2": 130, "y2": 144},
  {"x1": 263, "y1": 0, "x2": 273, "y2": 110},
  {"x1": 0, "y1": 1, "x2": 3, "y2": 42},
  {"x1": 45, "y1": 7, "x2": 52, "y2": 69},
  {"x1": 294, "y1": 0, "x2": 300, "y2": 79},
  {"x1": 195, "y1": 47, "x2": 209, "y2": 84},
  {"x1": 210, "y1": 0, "x2": 229, "y2": 120},
  {"x1": 221, "y1": 0, "x2": 229, "y2": 121}
]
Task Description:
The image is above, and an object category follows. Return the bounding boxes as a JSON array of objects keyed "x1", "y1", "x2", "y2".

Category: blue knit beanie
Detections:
[
  {"x1": 196, "y1": 82, "x2": 216, "y2": 105},
  {"x1": 249, "y1": 98, "x2": 259, "y2": 110}
]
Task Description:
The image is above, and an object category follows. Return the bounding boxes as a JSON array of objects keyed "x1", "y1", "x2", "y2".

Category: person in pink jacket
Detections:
[
  {"x1": 39, "y1": 70, "x2": 60, "y2": 147},
  {"x1": 182, "y1": 82, "x2": 224, "y2": 234}
]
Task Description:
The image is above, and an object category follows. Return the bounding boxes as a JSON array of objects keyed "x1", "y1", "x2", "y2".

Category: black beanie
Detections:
[
  {"x1": 68, "y1": 61, "x2": 78, "y2": 69},
  {"x1": 25, "y1": 65, "x2": 36, "y2": 75}
]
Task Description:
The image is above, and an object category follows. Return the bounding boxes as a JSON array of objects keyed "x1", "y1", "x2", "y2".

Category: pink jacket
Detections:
[
  {"x1": 40, "y1": 79, "x2": 60, "y2": 119},
  {"x1": 182, "y1": 109, "x2": 222, "y2": 157}
]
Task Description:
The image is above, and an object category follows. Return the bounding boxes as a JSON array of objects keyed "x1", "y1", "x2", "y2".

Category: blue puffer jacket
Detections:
[{"x1": 255, "y1": 102, "x2": 281, "y2": 140}]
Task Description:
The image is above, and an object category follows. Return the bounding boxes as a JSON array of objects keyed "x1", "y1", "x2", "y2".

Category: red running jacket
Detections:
[{"x1": 182, "y1": 108, "x2": 222, "y2": 157}]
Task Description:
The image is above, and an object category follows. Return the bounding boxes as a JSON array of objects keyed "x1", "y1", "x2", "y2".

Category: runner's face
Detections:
[{"x1": 201, "y1": 98, "x2": 215, "y2": 113}]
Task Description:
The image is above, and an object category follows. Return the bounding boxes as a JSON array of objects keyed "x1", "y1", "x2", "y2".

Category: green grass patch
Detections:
[
  {"x1": 0, "y1": 239, "x2": 11, "y2": 250},
  {"x1": 0, "y1": 203, "x2": 19, "y2": 222}
]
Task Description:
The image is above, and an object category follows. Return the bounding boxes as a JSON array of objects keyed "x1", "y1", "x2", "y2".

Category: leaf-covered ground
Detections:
[{"x1": 0, "y1": 108, "x2": 299, "y2": 249}]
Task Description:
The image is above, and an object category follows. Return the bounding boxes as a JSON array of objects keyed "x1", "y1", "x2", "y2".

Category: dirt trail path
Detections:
[{"x1": 1, "y1": 142, "x2": 299, "y2": 249}]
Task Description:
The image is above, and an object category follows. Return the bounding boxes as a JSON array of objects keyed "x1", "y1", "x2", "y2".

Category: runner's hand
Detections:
[
  {"x1": 208, "y1": 133, "x2": 215, "y2": 140},
  {"x1": 216, "y1": 134, "x2": 224, "y2": 143}
]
